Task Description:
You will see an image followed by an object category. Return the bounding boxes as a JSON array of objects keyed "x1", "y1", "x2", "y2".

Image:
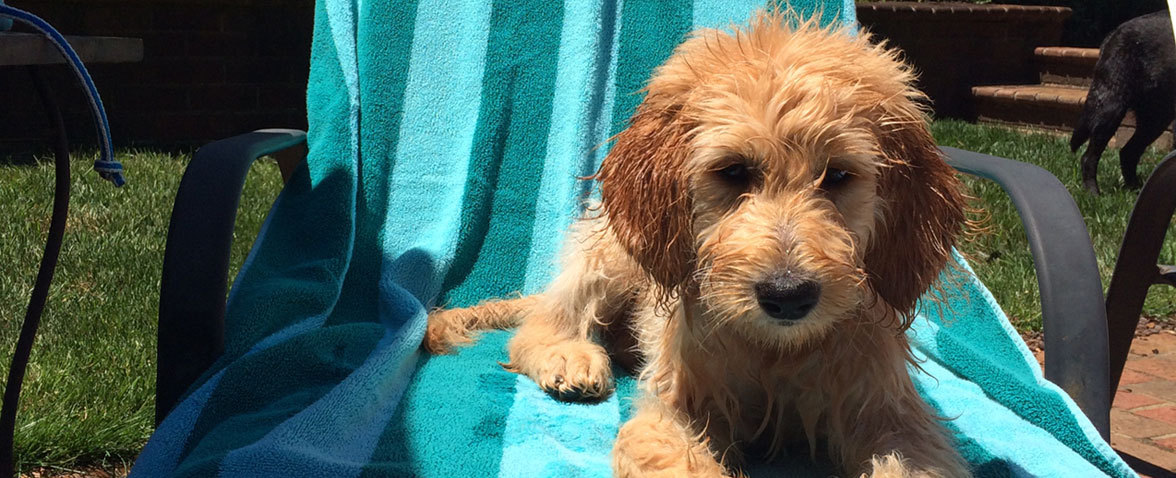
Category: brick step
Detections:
[
  {"x1": 972, "y1": 84, "x2": 1086, "y2": 130},
  {"x1": 1035, "y1": 46, "x2": 1099, "y2": 87},
  {"x1": 971, "y1": 84, "x2": 1171, "y2": 148},
  {"x1": 971, "y1": 84, "x2": 1150, "y2": 129}
]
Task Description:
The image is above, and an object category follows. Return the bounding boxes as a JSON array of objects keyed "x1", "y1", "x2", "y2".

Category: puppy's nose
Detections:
[{"x1": 755, "y1": 274, "x2": 821, "y2": 321}]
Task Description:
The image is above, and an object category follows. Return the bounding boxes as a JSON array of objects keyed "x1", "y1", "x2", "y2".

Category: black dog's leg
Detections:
[
  {"x1": 1079, "y1": 108, "x2": 1126, "y2": 195},
  {"x1": 1075, "y1": 56, "x2": 1131, "y2": 196},
  {"x1": 1119, "y1": 111, "x2": 1172, "y2": 189}
]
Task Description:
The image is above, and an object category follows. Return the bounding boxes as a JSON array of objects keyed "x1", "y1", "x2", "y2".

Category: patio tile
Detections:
[
  {"x1": 1132, "y1": 334, "x2": 1176, "y2": 357},
  {"x1": 1130, "y1": 380, "x2": 1176, "y2": 402},
  {"x1": 1121, "y1": 368, "x2": 1161, "y2": 385},
  {"x1": 1137, "y1": 406, "x2": 1176, "y2": 427},
  {"x1": 1155, "y1": 435, "x2": 1176, "y2": 452},
  {"x1": 1115, "y1": 390, "x2": 1164, "y2": 411},
  {"x1": 1111, "y1": 408, "x2": 1176, "y2": 439},
  {"x1": 1126, "y1": 357, "x2": 1176, "y2": 382},
  {"x1": 1112, "y1": 433, "x2": 1176, "y2": 477}
]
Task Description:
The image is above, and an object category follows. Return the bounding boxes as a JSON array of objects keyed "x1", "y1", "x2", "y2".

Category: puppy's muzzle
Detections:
[{"x1": 755, "y1": 273, "x2": 821, "y2": 322}]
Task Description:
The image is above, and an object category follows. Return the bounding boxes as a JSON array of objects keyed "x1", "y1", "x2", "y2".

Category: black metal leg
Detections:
[
  {"x1": 1105, "y1": 151, "x2": 1176, "y2": 397},
  {"x1": 27, "y1": 67, "x2": 72, "y2": 163},
  {"x1": 0, "y1": 66, "x2": 72, "y2": 475}
]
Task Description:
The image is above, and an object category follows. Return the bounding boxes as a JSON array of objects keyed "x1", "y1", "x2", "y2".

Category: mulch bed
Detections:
[{"x1": 1020, "y1": 316, "x2": 1176, "y2": 355}]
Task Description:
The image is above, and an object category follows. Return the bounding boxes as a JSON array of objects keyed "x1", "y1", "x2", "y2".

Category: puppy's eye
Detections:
[
  {"x1": 715, "y1": 163, "x2": 754, "y2": 187},
  {"x1": 819, "y1": 167, "x2": 852, "y2": 190}
]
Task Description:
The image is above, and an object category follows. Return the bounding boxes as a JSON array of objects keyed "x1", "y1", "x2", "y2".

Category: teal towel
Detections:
[{"x1": 131, "y1": 0, "x2": 1135, "y2": 476}]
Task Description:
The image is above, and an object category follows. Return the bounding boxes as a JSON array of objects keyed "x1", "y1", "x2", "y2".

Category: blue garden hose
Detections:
[
  {"x1": 0, "y1": 5, "x2": 126, "y2": 475},
  {"x1": 0, "y1": 4, "x2": 125, "y2": 187}
]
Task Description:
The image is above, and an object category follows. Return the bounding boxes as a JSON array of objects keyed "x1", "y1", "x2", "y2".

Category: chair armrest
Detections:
[
  {"x1": 156, "y1": 129, "x2": 307, "y2": 425},
  {"x1": 1105, "y1": 151, "x2": 1176, "y2": 398},
  {"x1": 940, "y1": 146, "x2": 1111, "y2": 440}
]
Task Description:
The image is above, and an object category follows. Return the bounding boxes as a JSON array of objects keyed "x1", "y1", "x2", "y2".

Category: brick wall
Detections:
[
  {"x1": 1, "y1": 0, "x2": 312, "y2": 148},
  {"x1": 857, "y1": 2, "x2": 1072, "y2": 120},
  {"x1": 3, "y1": 2, "x2": 1076, "y2": 147}
]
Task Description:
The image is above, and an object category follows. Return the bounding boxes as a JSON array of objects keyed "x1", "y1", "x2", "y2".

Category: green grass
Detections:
[
  {"x1": 0, "y1": 150, "x2": 283, "y2": 472},
  {"x1": 933, "y1": 119, "x2": 1176, "y2": 331},
  {"x1": 0, "y1": 120, "x2": 1170, "y2": 471}
]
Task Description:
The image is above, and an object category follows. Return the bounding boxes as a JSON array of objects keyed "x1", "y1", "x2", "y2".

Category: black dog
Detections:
[{"x1": 1071, "y1": 11, "x2": 1175, "y2": 195}]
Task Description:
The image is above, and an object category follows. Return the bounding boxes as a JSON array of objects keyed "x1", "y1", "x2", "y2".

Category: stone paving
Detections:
[
  {"x1": 1029, "y1": 330, "x2": 1176, "y2": 477},
  {"x1": 1112, "y1": 332, "x2": 1176, "y2": 477}
]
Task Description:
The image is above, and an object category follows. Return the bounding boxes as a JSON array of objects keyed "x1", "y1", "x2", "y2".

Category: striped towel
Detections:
[{"x1": 131, "y1": 0, "x2": 1135, "y2": 476}]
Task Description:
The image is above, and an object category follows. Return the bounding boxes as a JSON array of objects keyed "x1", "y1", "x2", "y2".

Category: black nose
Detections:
[{"x1": 755, "y1": 274, "x2": 821, "y2": 321}]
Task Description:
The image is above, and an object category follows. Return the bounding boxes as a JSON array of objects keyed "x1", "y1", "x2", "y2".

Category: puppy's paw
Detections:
[
  {"x1": 516, "y1": 341, "x2": 613, "y2": 402},
  {"x1": 613, "y1": 406, "x2": 733, "y2": 478},
  {"x1": 864, "y1": 453, "x2": 946, "y2": 478},
  {"x1": 422, "y1": 308, "x2": 474, "y2": 354}
]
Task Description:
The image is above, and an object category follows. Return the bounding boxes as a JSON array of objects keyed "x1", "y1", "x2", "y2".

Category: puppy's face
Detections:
[
  {"x1": 685, "y1": 85, "x2": 880, "y2": 348},
  {"x1": 598, "y1": 14, "x2": 965, "y2": 349}
]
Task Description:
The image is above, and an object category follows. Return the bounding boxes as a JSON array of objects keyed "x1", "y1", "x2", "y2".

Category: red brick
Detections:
[
  {"x1": 185, "y1": 31, "x2": 250, "y2": 58},
  {"x1": 1115, "y1": 390, "x2": 1164, "y2": 411},
  {"x1": 104, "y1": 85, "x2": 189, "y2": 113},
  {"x1": 231, "y1": 111, "x2": 305, "y2": 132},
  {"x1": 142, "y1": 32, "x2": 189, "y2": 59},
  {"x1": 1120, "y1": 368, "x2": 1159, "y2": 385},
  {"x1": 1156, "y1": 436, "x2": 1176, "y2": 452},
  {"x1": 154, "y1": 6, "x2": 230, "y2": 32},
  {"x1": 1133, "y1": 334, "x2": 1176, "y2": 358},
  {"x1": 258, "y1": 84, "x2": 306, "y2": 109},
  {"x1": 225, "y1": 59, "x2": 295, "y2": 85},
  {"x1": 81, "y1": 6, "x2": 155, "y2": 35},
  {"x1": 219, "y1": 11, "x2": 255, "y2": 33},
  {"x1": 1132, "y1": 380, "x2": 1176, "y2": 404},
  {"x1": 1138, "y1": 406, "x2": 1176, "y2": 427},
  {"x1": 1128, "y1": 358, "x2": 1176, "y2": 382},
  {"x1": 1112, "y1": 409, "x2": 1176, "y2": 439},
  {"x1": 1111, "y1": 433, "x2": 1176, "y2": 473},
  {"x1": 0, "y1": 0, "x2": 312, "y2": 146},
  {"x1": 124, "y1": 113, "x2": 227, "y2": 142},
  {"x1": 170, "y1": 59, "x2": 227, "y2": 85},
  {"x1": 188, "y1": 85, "x2": 259, "y2": 111}
]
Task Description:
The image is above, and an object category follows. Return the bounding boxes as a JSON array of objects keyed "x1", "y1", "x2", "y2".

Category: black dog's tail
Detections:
[
  {"x1": 1071, "y1": 72, "x2": 1109, "y2": 153},
  {"x1": 1070, "y1": 64, "x2": 1130, "y2": 154},
  {"x1": 1070, "y1": 106, "x2": 1092, "y2": 152},
  {"x1": 1071, "y1": 22, "x2": 1135, "y2": 153}
]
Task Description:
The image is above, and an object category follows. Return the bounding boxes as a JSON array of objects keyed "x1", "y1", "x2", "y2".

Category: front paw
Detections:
[
  {"x1": 865, "y1": 453, "x2": 953, "y2": 478},
  {"x1": 510, "y1": 340, "x2": 614, "y2": 402}
]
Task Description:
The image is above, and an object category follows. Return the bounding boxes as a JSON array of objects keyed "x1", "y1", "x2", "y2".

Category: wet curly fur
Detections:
[{"x1": 425, "y1": 12, "x2": 970, "y2": 478}]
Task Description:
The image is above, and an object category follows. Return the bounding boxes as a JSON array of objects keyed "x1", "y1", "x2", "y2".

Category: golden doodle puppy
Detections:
[{"x1": 425, "y1": 11, "x2": 970, "y2": 478}]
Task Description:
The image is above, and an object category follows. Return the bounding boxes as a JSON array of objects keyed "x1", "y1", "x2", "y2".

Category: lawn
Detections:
[
  {"x1": 933, "y1": 120, "x2": 1176, "y2": 331},
  {"x1": 0, "y1": 150, "x2": 283, "y2": 472},
  {"x1": 0, "y1": 120, "x2": 1170, "y2": 472}
]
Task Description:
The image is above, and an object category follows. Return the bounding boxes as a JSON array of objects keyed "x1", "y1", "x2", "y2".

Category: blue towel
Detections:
[{"x1": 131, "y1": 1, "x2": 1135, "y2": 476}]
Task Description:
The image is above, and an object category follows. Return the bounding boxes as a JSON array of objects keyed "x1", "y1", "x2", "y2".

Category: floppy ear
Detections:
[
  {"x1": 598, "y1": 101, "x2": 695, "y2": 290},
  {"x1": 864, "y1": 112, "x2": 966, "y2": 319}
]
